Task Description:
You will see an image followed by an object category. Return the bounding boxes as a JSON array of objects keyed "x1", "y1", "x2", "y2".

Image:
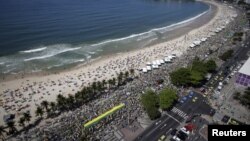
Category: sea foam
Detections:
[
  {"x1": 24, "y1": 47, "x2": 81, "y2": 62},
  {"x1": 20, "y1": 47, "x2": 47, "y2": 53}
]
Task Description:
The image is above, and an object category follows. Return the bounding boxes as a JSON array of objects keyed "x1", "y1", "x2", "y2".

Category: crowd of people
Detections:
[{"x1": 2, "y1": 1, "x2": 248, "y2": 141}]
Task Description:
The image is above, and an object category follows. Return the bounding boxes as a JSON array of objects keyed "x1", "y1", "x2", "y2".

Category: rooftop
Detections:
[{"x1": 239, "y1": 57, "x2": 250, "y2": 76}]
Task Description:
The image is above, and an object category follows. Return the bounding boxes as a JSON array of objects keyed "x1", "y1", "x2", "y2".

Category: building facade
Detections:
[{"x1": 236, "y1": 57, "x2": 250, "y2": 87}]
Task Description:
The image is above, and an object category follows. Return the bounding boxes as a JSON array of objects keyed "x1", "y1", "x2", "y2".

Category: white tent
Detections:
[
  {"x1": 146, "y1": 62, "x2": 151, "y2": 66},
  {"x1": 156, "y1": 60, "x2": 161, "y2": 65},
  {"x1": 219, "y1": 82, "x2": 223, "y2": 86},
  {"x1": 152, "y1": 64, "x2": 159, "y2": 69},
  {"x1": 142, "y1": 68, "x2": 148, "y2": 73},
  {"x1": 201, "y1": 37, "x2": 207, "y2": 42},
  {"x1": 210, "y1": 32, "x2": 216, "y2": 36},
  {"x1": 217, "y1": 86, "x2": 222, "y2": 90},
  {"x1": 160, "y1": 59, "x2": 164, "y2": 64},
  {"x1": 146, "y1": 66, "x2": 152, "y2": 71},
  {"x1": 152, "y1": 61, "x2": 157, "y2": 65},
  {"x1": 165, "y1": 54, "x2": 175, "y2": 59},
  {"x1": 193, "y1": 40, "x2": 201, "y2": 45},
  {"x1": 190, "y1": 44, "x2": 196, "y2": 48},
  {"x1": 164, "y1": 57, "x2": 171, "y2": 63}
]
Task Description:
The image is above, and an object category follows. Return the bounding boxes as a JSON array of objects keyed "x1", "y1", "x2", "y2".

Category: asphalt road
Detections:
[
  {"x1": 135, "y1": 91, "x2": 213, "y2": 141},
  {"x1": 135, "y1": 115, "x2": 179, "y2": 141}
]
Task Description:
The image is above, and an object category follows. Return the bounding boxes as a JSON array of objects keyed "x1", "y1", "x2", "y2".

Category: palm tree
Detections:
[
  {"x1": 0, "y1": 125, "x2": 7, "y2": 140},
  {"x1": 6, "y1": 121, "x2": 17, "y2": 134},
  {"x1": 86, "y1": 86, "x2": 93, "y2": 101},
  {"x1": 57, "y1": 94, "x2": 66, "y2": 110},
  {"x1": 67, "y1": 94, "x2": 75, "y2": 108},
  {"x1": 41, "y1": 100, "x2": 49, "y2": 112},
  {"x1": 125, "y1": 71, "x2": 129, "y2": 78},
  {"x1": 117, "y1": 74, "x2": 123, "y2": 86},
  {"x1": 108, "y1": 79, "x2": 113, "y2": 89},
  {"x1": 18, "y1": 117, "x2": 25, "y2": 128},
  {"x1": 23, "y1": 112, "x2": 31, "y2": 124},
  {"x1": 112, "y1": 78, "x2": 116, "y2": 86},
  {"x1": 129, "y1": 69, "x2": 135, "y2": 77},
  {"x1": 102, "y1": 79, "x2": 107, "y2": 88},
  {"x1": 97, "y1": 81, "x2": 102, "y2": 91},
  {"x1": 35, "y1": 106, "x2": 44, "y2": 117},
  {"x1": 50, "y1": 102, "x2": 56, "y2": 111},
  {"x1": 92, "y1": 82, "x2": 97, "y2": 93}
]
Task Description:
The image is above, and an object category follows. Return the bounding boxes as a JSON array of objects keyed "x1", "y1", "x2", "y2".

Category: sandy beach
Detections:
[{"x1": 0, "y1": 0, "x2": 237, "y2": 125}]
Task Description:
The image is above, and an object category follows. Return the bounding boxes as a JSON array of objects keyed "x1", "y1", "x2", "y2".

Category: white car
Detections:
[
  {"x1": 180, "y1": 127, "x2": 190, "y2": 135},
  {"x1": 173, "y1": 135, "x2": 181, "y2": 141}
]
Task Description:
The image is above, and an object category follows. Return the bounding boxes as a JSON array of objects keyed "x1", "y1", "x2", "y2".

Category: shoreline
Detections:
[
  {"x1": 0, "y1": 0, "x2": 237, "y2": 125},
  {"x1": 0, "y1": 1, "x2": 214, "y2": 82}
]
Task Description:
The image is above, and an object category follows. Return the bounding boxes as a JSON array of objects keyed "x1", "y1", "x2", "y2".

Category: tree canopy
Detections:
[
  {"x1": 219, "y1": 49, "x2": 234, "y2": 61},
  {"x1": 205, "y1": 59, "x2": 217, "y2": 73},
  {"x1": 170, "y1": 68, "x2": 191, "y2": 87},
  {"x1": 170, "y1": 58, "x2": 217, "y2": 87},
  {"x1": 159, "y1": 88, "x2": 177, "y2": 110},
  {"x1": 141, "y1": 89, "x2": 161, "y2": 120}
]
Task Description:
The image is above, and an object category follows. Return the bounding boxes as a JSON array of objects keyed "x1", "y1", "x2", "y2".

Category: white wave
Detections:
[
  {"x1": 3, "y1": 68, "x2": 16, "y2": 74},
  {"x1": 91, "y1": 8, "x2": 210, "y2": 47},
  {"x1": 47, "y1": 64, "x2": 64, "y2": 69},
  {"x1": 24, "y1": 47, "x2": 81, "y2": 62},
  {"x1": 74, "y1": 59, "x2": 85, "y2": 63},
  {"x1": 86, "y1": 55, "x2": 91, "y2": 59},
  {"x1": 0, "y1": 62, "x2": 5, "y2": 65},
  {"x1": 20, "y1": 47, "x2": 47, "y2": 53},
  {"x1": 88, "y1": 51, "x2": 96, "y2": 55}
]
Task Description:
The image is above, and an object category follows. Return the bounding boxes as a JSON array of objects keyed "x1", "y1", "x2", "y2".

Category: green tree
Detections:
[
  {"x1": 205, "y1": 59, "x2": 217, "y2": 72},
  {"x1": 190, "y1": 70, "x2": 204, "y2": 86},
  {"x1": 129, "y1": 69, "x2": 135, "y2": 77},
  {"x1": 0, "y1": 125, "x2": 7, "y2": 140},
  {"x1": 141, "y1": 89, "x2": 160, "y2": 120},
  {"x1": 102, "y1": 79, "x2": 107, "y2": 88},
  {"x1": 67, "y1": 94, "x2": 75, "y2": 108},
  {"x1": 125, "y1": 71, "x2": 129, "y2": 78},
  {"x1": 240, "y1": 88, "x2": 250, "y2": 108},
  {"x1": 159, "y1": 88, "x2": 178, "y2": 110},
  {"x1": 50, "y1": 102, "x2": 56, "y2": 111},
  {"x1": 191, "y1": 58, "x2": 207, "y2": 75},
  {"x1": 108, "y1": 79, "x2": 113, "y2": 89},
  {"x1": 23, "y1": 112, "x2": 31, "y2": 124},
  {"x1": 41, "y1": 100, "x2": 49, "y2": 112},
  {"x1": 112, "y1": 77, "x2": 116, "y2": 86},
  {"x1": 97, "y1": 81, "x2": 102, "y2": 91},
  {"x1": 57, "y1": 94, "x2": 66, "y2": 110},
  {"x1": 18, "y1": 117, "x2": 25, "y2": 128},
  {"x1": 35, "y1": 106, "x2": 44, "y2": 117},
  {"x1": 92, "y1": 82, "x2": 97, "y2": 93},
  {"x1": 170, "y1": 68, "x2": 191, "y2": 86},
  {"x1": 6, "y1": 121, "x2": 17, "y2": 134},
  {"x1": 219, "y1": 49, "x2": 234, "y2": 61}
]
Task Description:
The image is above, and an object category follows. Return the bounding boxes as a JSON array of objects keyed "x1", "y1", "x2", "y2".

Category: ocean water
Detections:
[{"x1": 0, "y1": 0, "x2": 209, "y2": 74}]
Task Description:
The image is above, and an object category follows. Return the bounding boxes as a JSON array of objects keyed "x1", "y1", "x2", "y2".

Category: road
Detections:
[{"x1": 135, "y1": 91, "x2": 213, "y2": 141}]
